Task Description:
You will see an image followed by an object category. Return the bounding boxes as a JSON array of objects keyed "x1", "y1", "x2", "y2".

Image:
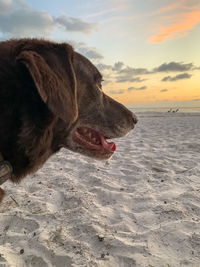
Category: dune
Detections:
[{"x1": 0, "y1": 111, "x2": 200, "y2": 266}]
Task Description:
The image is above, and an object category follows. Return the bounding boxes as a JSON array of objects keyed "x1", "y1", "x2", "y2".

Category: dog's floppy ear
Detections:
[{"x1": 17, "y1": 48, "x2": 78, "y2": 125}]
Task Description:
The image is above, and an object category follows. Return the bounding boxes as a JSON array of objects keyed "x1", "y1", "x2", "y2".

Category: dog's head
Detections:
[
  {"x1": 17, "y1": 40, "x2": 137, "y2": 160},
  {"x1": 65, "y1": 52, "x2": 138, "y2": 159}
]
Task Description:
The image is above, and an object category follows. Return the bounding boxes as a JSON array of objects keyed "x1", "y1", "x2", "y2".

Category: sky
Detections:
[{"x1": 0, "y1": 0, "x2": 200, "y2": 109}]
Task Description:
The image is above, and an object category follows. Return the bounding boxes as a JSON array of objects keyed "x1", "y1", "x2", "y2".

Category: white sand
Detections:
[{"x1": 0, "y1": 112, "x2": 200, "y2": 267}]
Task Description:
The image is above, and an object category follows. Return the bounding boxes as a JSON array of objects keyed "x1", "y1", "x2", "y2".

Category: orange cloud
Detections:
[
  {"x1": 155, "y1": 2, "x2": 180, "y2": 15},
  {"x1": 148, "y1": 10, "x2": 200, "y2": 43}
]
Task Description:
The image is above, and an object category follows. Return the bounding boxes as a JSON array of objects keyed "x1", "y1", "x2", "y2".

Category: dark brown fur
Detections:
[{"x1": 0, "y1": 39, "x2": 137, "y2": 203}]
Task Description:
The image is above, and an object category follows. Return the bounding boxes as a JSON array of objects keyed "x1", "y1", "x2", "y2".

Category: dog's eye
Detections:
[{"x1": 97, "y1": 84, "x2": 102, "y2": 91}]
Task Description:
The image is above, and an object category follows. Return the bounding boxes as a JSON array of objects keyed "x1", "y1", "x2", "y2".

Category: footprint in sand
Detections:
[
  {"x1": 0, "y1": 216, "x2": 39, "y2": 235},
  {"x1": 46, "y1": 190, "x2": 82, "y2": 212}
]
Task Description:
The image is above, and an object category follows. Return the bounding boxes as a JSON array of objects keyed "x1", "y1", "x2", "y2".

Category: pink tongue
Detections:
[{"x1": 100, "y1": 136, "x2": 116, "y2": 152}]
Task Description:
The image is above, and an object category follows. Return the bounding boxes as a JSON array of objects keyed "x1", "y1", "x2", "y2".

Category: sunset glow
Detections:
[
  {"x1": 0, "y1": 0, "x2": 199, "y2": 109},
  {"x1": 148, "y1": 10, "x2": 200, "y2": 43}
]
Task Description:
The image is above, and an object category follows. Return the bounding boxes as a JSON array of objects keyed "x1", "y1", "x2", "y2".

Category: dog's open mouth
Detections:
[{"x1": 72, "y1": 126, "x2": 116, "y2": 155}]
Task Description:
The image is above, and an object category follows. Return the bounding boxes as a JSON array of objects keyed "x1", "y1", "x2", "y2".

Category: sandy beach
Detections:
[{"x1": 0, "y1": 111, "x2": 200, "y2": 267}]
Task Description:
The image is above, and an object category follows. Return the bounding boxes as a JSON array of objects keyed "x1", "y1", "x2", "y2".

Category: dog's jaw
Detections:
[
  {"x1": 63, "y1": 127, "x2": 114, "y2": 160},
  {"x1": 61, "y1": 121, "x2": 135, "y2": 160}
]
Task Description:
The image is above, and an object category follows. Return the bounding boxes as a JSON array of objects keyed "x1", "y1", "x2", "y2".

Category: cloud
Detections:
[
  {"x1": 192, "y1": 98, "x2": 200, "y2": 101},
  {"x1": 97, "y1": 60, "x2": 197, "y2": 85},
  {"x1": 119, "y1": 66, "x2": 150, "y2": 75},
  {"x1": 102, "y1": 80, "x2": 112, "y2": 85},
  {"x1": 148, "y1": 9, "x2": 200, "y2": 43},
  {"x1": 112, "y1": 61, "x2": 124, "y2": 71},
  {"x1": 109, "y1": 89, "x2": 124, "y2": 94},
  {"x1": 70, "y1": 41, "x2": 104, "y2": 61},
  {"x1": 0, "y1": 0, "x2": 97, "y2": 38},
  {"x1": 154, "y1": 0, "x2": 200, "y2": 16},
  {"x1": 95, "y1": 63, "x2": 113, "y2": 84},
  {"x1": 116, "y1": 76, "x2": 146, "y2": 83},
  {"x1": 154, "y1": 2, "x2": 181, "y2": 15},
  {"x1": 161, "y1": 73, "x2": 192, "y2": 81},
  {"x1": 96, "y1": 62, "x2": 149, "y2": 83},
  {"x1": 0, "y1": 5, "x2": 54, "y2": 37},
  {"x1": 154, "y1": 61, "x2": 195, "y2": 72},
  {"x1": 78, "y1": 46, "x2": 103, "y2": 60},
  {"x1": 97, "y1": 60, "x2": 198, "y2": 86},
  {"x1": 115, "y1": 66, "x2": 150, "y2": 83},
  {"x1": 97, "y1": 59, "x2": 198, "y2": 85},
  {"x1": 0, "y1": 0, "x2": 14, "y2": 15},
  {"x1": 85, "y1": 7, "x2": 124, "y2": 19},
  {"x1": 96, "y1": 63, "x2": 112, "y2": 71},
  {"x1": 55, "y1": 15, "x2": 97, "y2": 33},
  {"x1": 128, "y1": 86, "x2": 147, "y2": 91},
  {"x1": 160, "y1": 89, "x2": 168, "y2": 92}
]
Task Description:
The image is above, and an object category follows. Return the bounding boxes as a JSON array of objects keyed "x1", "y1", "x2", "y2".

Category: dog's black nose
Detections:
[{"x1": 132, "y1": 113, "x2": 138, "y2": 124}]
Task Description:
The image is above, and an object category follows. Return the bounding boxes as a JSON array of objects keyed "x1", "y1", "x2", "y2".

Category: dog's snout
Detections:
[
  {"x1": 132, "y1": 113, "x2": 138, "y2": 124},
  {"x1": 131, "y1": 112, "x2": 138, "y2": 125},
  {"x1": 127, "y1": 110, "x2": 138, "y2": 129}
]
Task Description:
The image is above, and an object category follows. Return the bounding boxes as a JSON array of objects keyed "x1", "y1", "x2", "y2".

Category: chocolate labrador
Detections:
[{"x1": 0, "y1": 39, "x2": 137, "y2": 202}]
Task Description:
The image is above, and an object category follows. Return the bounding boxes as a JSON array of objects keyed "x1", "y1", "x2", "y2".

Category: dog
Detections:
[{"x1": 0, "y1": 39, "x2": 137, "y2": 202}]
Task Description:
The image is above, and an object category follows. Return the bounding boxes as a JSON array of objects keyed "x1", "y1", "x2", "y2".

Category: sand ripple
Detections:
[{"x1": 0, "y1": 113, "x2": 200, "y2": 266}]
